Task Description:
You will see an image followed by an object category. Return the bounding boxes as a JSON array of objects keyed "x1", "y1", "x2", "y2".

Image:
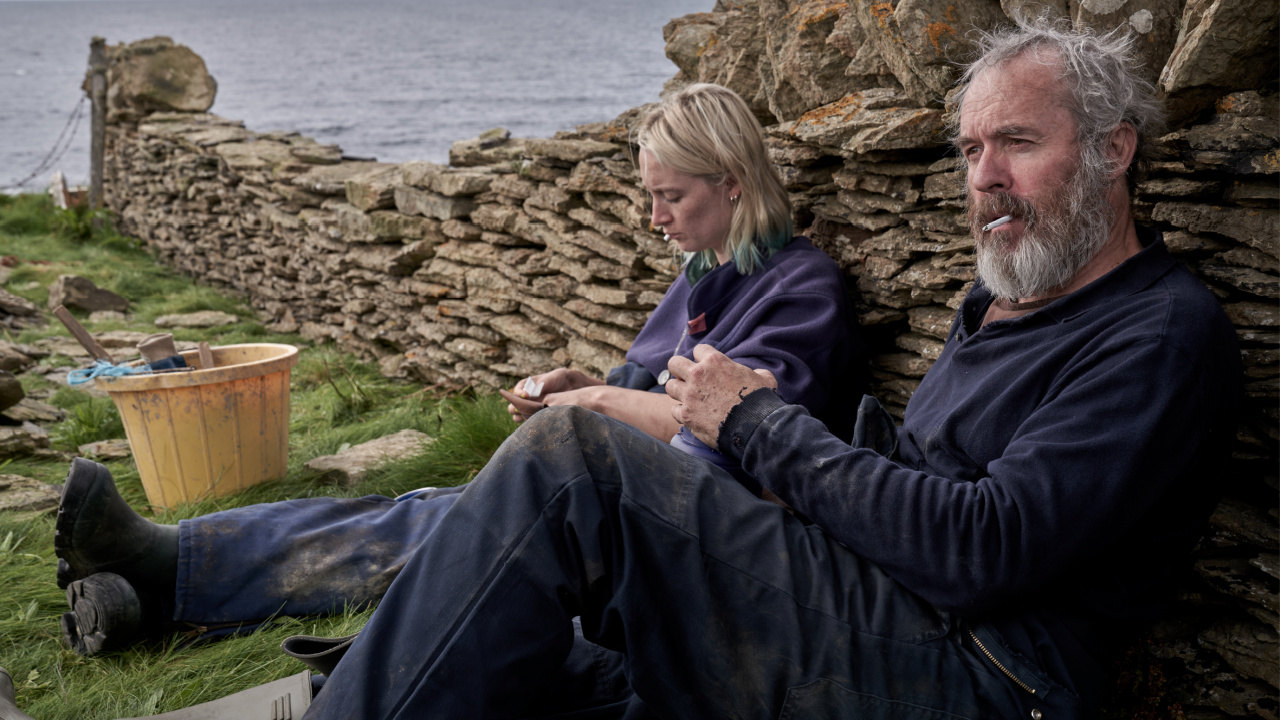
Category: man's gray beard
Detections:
[{"x1": 971, "y1": 164, "x2": 1113, "y2": 301}]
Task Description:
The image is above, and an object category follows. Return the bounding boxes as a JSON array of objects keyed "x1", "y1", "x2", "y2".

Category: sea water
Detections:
[{"x1": 0, "y1": 0, "x2": 707, "y2": 190}]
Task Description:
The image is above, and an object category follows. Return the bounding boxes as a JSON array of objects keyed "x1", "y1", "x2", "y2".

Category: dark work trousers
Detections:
[
  {"x1": 302, "y1": 406, "x2": 1040, "y2": 720},
  {"x1": 176, "y1": 470, "x2": 640, "y2": 718}
]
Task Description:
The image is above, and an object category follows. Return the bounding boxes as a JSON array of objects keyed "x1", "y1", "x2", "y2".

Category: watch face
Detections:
[{"x1": 657, "y1": 369, "x2": 671, "y2": 386}]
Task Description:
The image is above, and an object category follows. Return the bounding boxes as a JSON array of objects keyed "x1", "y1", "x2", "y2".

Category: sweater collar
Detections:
[
  {"x1": 1042, "y1": 226, "x2": 1175, "y2": 323},
  {"x1": 684, "y1": 237, "x2": 805, "y2": 335}
]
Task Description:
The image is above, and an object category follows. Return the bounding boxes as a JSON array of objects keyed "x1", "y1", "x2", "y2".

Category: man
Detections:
[{"x1": 300, "y1": 22, "x2": 1240, "y2": 720}]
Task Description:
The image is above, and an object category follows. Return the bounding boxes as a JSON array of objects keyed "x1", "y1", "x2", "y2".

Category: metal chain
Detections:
[{"x1": 0, "y1": 95, "x2": 88, "y2": 191}]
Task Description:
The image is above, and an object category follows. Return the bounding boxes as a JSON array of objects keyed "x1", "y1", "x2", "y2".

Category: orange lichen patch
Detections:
[
  {"x1": 794, "y1": 93, "x2": 867, "y2": 128},
  {"x1": 1216, "y1": 95, "x2": 1237, "y2": 114},
  {"x1": 782, "y1": 1, "x2": 848, "y2": 32},
  {"x1": 802, "y1": 4, "x2": 847, "y2": 32},
  {"x1": 867, "y1": 2, "x2": 902, "y2": 40},
  {"x1": 696, "y1": 34, "x2": 719, "y2": 58},
  {"x1": 596, "y1": 123, "x2": 631, "y2": 143},
  {"x1": 1261, "y1": 149, "x2": 1280, "y2": 173},
  {"x1": 924, "y1": 21, "x2": 956, "y2": 54}
]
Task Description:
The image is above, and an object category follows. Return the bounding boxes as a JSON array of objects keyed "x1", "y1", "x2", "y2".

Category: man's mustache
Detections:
[{"x1": 969, "y1": 192, "x2": 1038, "y2": 239}]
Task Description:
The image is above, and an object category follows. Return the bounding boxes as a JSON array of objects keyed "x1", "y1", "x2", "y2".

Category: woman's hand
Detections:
[
  {"x1": 545, "y1": 385, "x2": 682, "y2": 442},
  {"x1": 501, "y1": 369, "x2": 603, "y2": 422},
  {"x1": 503, "y1": 377, "x2": 682, "y2": 441}
]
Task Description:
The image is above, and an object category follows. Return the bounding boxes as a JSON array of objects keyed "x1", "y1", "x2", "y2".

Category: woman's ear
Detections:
[
  {"x1": 1105, "y1": 122, "x2": 1138, "y2": 180},
  {"x1": 724, "y1": 175, "x2": 741, "y2": 200}
]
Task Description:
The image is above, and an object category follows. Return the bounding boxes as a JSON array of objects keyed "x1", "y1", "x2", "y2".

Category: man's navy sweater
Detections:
[{"x1": 719, "y1": 235, "x2": 1242, "y2": 707}]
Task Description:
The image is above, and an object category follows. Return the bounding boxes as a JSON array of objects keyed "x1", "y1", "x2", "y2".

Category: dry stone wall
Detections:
[
  {"x1": 104, "y1": 115, "x2": 673, "y2": 387},
  {"x1": 102, "y1": 2, "x2": 1276, "y2": 717}
]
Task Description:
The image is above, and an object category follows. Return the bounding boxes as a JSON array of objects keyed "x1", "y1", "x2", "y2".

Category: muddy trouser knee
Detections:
[{"x1": 304, "y1": 406, "x2": 1061, "y2": 720}]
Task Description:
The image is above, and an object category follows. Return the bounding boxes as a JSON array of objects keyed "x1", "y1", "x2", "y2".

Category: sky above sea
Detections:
[{"x1": 0, "y1": 0, "x2": 709, "y2": 191}]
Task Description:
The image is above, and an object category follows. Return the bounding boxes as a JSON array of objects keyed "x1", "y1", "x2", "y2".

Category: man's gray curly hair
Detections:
[{"x1": 950, "y1": 20, "x2": 1166, "y2": 191}]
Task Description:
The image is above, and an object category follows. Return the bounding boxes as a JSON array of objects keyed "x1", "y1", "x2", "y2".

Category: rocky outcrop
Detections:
[
  {"x1": 90, "y1": 36, "x2": 218, "y2": 123},
  {"x1": 100, "y1": 4, "x2": 1275, "y2": 716}
]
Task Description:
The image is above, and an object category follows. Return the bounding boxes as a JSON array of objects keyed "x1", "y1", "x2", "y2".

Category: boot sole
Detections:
[
  {"x1": 62, "y1": 572, "x2": 142, "y2": 656},
  {"x1": 54, "y1": 458, "x2": 112, "y2": 589}
]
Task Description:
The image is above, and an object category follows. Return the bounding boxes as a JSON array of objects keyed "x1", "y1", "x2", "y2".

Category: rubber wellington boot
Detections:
[
  {"x1": 0, "y1": 668, "x2": 36, "y2": 720},
  {"x1": 54, "y1": 458, "x2": 178, "y2": 597}
]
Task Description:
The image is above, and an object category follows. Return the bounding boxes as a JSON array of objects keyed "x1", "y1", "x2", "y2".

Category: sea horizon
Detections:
[{"x1": 1, "y1": 0, "x2": 707, "y2": 192}]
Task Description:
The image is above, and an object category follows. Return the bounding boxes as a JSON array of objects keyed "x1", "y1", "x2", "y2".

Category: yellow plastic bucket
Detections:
[{"x1": 94, "y1": 343, "x2": 299, "y2": 508}]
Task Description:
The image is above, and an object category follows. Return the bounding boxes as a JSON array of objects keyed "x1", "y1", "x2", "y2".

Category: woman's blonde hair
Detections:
[{"x1": 636, "y1": 83, "x2": 793, "y2": 282}]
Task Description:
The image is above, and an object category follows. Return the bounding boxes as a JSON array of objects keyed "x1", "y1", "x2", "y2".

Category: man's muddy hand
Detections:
[{"x1": 666, "y1": 345, "x2": 776, "y2": 447}]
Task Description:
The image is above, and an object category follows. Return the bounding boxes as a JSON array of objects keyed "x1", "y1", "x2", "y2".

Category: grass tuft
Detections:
[
  {"x1": 0, "y1": 195, "x2": 54, "y2": 237},
  {"x1": 49, "y1": 205, "x2": 114, "y2": 245},
  {"x1": 52, "y1": 396, "x2": 125, "y2": 451}
]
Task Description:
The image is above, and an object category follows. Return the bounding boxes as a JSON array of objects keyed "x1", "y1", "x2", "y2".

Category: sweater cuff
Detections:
[{"x1": 717, "y1": 387, "x2": 787, "y2": 461}]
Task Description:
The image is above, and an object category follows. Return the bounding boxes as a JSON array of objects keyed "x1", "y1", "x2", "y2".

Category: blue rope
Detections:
[{"x1": 68, "y1": 359, "x2": 149, "y2": 386}]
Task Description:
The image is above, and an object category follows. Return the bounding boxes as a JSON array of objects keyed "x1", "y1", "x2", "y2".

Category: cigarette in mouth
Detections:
[{"x1": 982, "y1": 215, "x2": 1013, "y2": 232}]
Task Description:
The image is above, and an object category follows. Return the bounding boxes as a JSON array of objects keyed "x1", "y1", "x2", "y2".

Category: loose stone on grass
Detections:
[
  {"x1": 154, "y1": 310, "x2": 241, "y2": 328},
  {"x1": 0, "y1": 422, "x2": 50, "y2": 457},
  {"x1": 0, "y1": 370, "x2": 23, "y2": 412},
  {"x1": 47, "y1": 275, "x2": 129, "y2": 313},
  {"x1": 303, "y1": 429, "x2": 435, "y2": 486},
  {"x1": 0, "y1": 345, "x2": 34, "y2": 373},
  {"x1": 0, "y1": 290, "x2": 41, "y2": 318},
  {"x1": 0, "y1": 474, "x2": 60, "y2": 515},
  {"x1": 77, "y1": 439, "x2": 133, "y2": 460},
  {"x1": 2, "y1": 398, "x2": 64, "y2": 424},
  {"x1": 88, "y1": 310, "x2": 130, "y2": 323}
]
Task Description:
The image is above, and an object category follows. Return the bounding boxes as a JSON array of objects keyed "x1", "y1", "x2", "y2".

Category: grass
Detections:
[
  {"x1": 0, "y1": 194, "x2": 518, "y2": 718},
  {"x1": 51, "y1": 395, "x2": 126, "y2": 450}
]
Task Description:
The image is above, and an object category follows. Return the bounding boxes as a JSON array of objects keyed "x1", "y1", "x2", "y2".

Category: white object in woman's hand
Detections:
[{"x1": 522, "y1": 376, "x2": 545, "y2": 398}]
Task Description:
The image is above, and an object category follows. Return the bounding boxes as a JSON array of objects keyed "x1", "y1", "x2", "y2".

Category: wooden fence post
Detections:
[{"x1": 88, "y1": 37, "x2": 107, "y2": 221}]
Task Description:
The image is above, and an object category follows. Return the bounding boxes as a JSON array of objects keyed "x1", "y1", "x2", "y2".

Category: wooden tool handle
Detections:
[
  {"x1": 198, "y1": 341, "x2": 214, "y2": 370},
  {"x1": 53, "y1": 305, "x2": 113, "y2": 363}
]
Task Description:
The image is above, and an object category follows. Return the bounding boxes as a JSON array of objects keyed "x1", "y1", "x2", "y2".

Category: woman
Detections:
[
  {"x1": 503, "y1": 83, "x2": 861, "y2": 444},
  {"x1": 53, "y1": 84, "x2": 863, "y2": 662}
]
